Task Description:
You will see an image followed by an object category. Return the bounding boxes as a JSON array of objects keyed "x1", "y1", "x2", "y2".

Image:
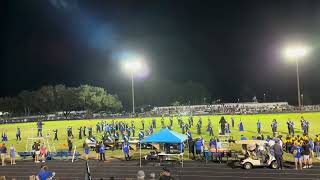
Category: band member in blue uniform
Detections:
[
  {"x1": 83, "y1": 126, "x2": 87, "y2": 137},
  {"x1": 132, "y1": 125, "x2": 136, "y2": 137},
  {"x1": 257, "y1": 120, "x2": 261, "y2": 134},
  {"x1": 141, "y1": 119, "x2": 145, "y2": 130},
  {"x1": 16, "y1": 128, "x2": 21, "y2": 141},
  {"x1": 96, "y1": 123, "x2": 101, "y2": 133},
  {"x1": 197, "y1": 122, "x2": 201, "y2": 135},
  {"x1": 53, "y1": 129, "x2": 58, "y2": 140},
  {"x1": 226, "y1": 122, "x2": 231, "y2": 133},
  {"x1": 139, "y1": 129, "x2": 144, "y2": 141},
  {"x1": 186, "y1": 130, "x2": 192, "y2": 139},
  {"x1": 231, "y1": 117, "x2": 235, "y2": 128},
  {"x1": 122, "y1": 141, "x2": 130, "y2": 161},
  {"x1": 271, "y1": 119, "x2": 277, "y2": 137},
  {"x1": 37, "y1": 119, "x2": 43, "y2": 137},
  {"x1": 1, "y1": 131, "x2": 8, "y2": 142},
  {"x1": 152, "y1": 118, "x2": 157, "y2": 128},
  {"x1": 88, "y1": 126, "x2": 93, "y2": 137},
  {"x1": 78, "y1": 127, "x2": 82, "y2": 139},
  {"x1": 161, "y1": 117, "x2": 165, "y2": 128},
  {"x1": 239, "y1": 120, "x2": 244, "y2": 132},
  {"x1": 207, "y1": 124, "x2": 213, "y2": 136}
]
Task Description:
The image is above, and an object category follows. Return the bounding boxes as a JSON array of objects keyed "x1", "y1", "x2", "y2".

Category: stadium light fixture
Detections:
[
  {"x1": 122, "y1": 55, "x2": 146, "y2": 116},
  {"x1": 283, "y1": 44, "x2": 310, "y2": 111},
  {"x1": 284, "y1": 46, "x2": 308, "y2": 59}
]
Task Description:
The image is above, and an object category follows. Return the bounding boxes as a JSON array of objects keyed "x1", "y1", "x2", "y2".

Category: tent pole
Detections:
[
  {"x1": 181, "y1": 143, "x2": 183, "y2": 168},
  {"x1": 139, "y1": 141, "x2": 142, "y2": 167},
  {"x1": 187, "y1": 140, "x2": 189, "y2": 159}
]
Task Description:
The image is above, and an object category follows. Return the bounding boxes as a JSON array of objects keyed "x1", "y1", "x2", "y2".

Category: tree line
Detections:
[{"x1": 0, "y1": 84, "x2": 122, "y2": 118}]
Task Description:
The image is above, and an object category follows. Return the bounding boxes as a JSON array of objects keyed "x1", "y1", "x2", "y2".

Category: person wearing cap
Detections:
[
  {"x1": 137, "y1": 170, "x2": 145, "y2": 180},
  {"x1": 273, "y1": 139, "x2": 283, "y2": 169}
]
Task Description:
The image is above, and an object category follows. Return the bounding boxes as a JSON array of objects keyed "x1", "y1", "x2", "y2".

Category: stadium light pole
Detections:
[
  {"x1": 284, "y1": 45, "x2": 309, "y2": 111},
  {"x1": 123, "y1": 58, "x2": 143, "y2": 116}
]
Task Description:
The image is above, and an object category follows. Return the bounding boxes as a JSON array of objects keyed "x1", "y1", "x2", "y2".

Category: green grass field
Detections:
[{"x1": 1, "y1": 112, "x2": 320, "y2": 160}]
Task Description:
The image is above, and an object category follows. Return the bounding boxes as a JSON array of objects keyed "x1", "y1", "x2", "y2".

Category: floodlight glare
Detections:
[
  {"x1": 282, "y1": 43, "x2": 311, "y2": 111},
  {"x1": 284, "y1": 46, "x2": 308, "y2": 59},
  {"x1": 124, "y1": 60, "x2": 142, "y2": 73},
  {"x1": 121, "y1": 54, "x2": 147, "y2": 116}
]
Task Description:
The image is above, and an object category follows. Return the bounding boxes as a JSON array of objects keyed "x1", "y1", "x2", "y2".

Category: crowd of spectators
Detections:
[{"x1": 151, "y1": 102, "x2": 320, "y2": 116}]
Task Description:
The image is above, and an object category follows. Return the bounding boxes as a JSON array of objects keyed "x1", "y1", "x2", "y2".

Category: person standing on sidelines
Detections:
[
  {"x1": 10, "y1": 144, "x2": 16, "y2": 165},
  {"x1": 83, "y1": 142, "x2": 89, "y2": 160},
  {"x1": 99, "y1": 142, "x2": 106, "y2": 161},
  {"x1": 315, "y1": 136, "x2": 320, "y2": 159},
  {"x1": 40, "y1": 144, "x2": 47, "y2": 163},
  {"x1": 195, "y1": 138, "x2": 203, "y2": 160},
  {"x1": 302, "y1": 140, "x2": 311, "y2": 168},
  {"x1": 273, "y1": 139, "x2": 283, "y2": 170},
  {"x1": 0, "y1": 144, "x2": 7, "y2": 166},
  {"x1": 122, "y1": 140, "x2": 130, "y2": 161},
  {"x1": 292, "y1": 142, "x2": 303, "y2": 170}
]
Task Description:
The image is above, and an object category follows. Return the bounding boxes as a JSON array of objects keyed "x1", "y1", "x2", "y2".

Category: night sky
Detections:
[{"x1": 2, "y1": 0, "x2": 320, "y2": 105}]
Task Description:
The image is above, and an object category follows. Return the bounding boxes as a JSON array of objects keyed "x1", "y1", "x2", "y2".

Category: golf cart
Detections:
[{"x1": 235, "y1": 140, "x2": 278, "y2": 170}]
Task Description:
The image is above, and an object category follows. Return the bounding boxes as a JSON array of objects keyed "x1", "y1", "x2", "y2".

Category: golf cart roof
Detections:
[{"x1": 236, "y1": 140, "x2": 268, "y2": 145}]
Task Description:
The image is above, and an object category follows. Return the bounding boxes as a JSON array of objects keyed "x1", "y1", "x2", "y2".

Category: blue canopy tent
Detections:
[{"x1": 139, "y1": 128, "x2": 188, "y2": 167}]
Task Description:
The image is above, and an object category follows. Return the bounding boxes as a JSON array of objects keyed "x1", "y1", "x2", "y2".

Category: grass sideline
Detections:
[{"x1": 1, "y1": 112, "x2": 320, "y2": 161}]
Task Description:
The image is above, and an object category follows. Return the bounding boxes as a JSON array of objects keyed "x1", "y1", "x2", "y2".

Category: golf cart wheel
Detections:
[
  {"x1": 270, "y1": 161, "x2": 278, "y2": 169},
  {"x1": 243, "y1": 162, "x2": 252, "y2": 170}
]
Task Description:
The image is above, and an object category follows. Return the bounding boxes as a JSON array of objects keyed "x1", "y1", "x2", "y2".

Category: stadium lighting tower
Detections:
[
  {"x1": 284, "y1": 45, "x2": 309, "y2": 110},
  {"x1": 123, "y1": 56, "x2": 144, "y2": 115}
]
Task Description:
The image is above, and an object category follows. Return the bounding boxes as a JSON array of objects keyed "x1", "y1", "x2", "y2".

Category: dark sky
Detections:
[{"x1": 2, "y1": 0, "x2": 320, "y2": 105}]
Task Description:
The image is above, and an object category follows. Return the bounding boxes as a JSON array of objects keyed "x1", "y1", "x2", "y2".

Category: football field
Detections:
[{"x1": 1, "y1": 112, "x2": 320, "y2": 154}]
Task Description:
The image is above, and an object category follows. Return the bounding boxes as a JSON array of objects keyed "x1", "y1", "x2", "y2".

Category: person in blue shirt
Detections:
[
  {"x1": 195, "y1": 138, "x2": 203, "y2": 160},
  {"x1": 96, "y1": 123, "x2": 101, "y2": 133},
  {"x1": 99, "y1": 142, "x2": 106, "y2": 161},
  {"x1": 257, "y1": 120, "x2": 261, "y2": 134},
  {"x1": 1, "y1": 132, "x2": 8, "y2": 142},
  {"x1": 240, "y1": 135, "x2": 247, "y2": 140},
  {"x1": 209, "y1": 138, "x2": 217, "y2": 149},
  {"x1": 37, "y1": 165, "x2": 55, "y2": 180},
  {"x1": 122, "y1": 141, "x2": 130, "y2": 161},
  {"x1": 292, "y1": 142, "x2": 303, "y2": 170},
  {"x1": 16, "y1": 128, "x2": 21, "y2": 141},
  {"x1": 239, "y1": 120, "x2": 244, "y2": 132}
]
